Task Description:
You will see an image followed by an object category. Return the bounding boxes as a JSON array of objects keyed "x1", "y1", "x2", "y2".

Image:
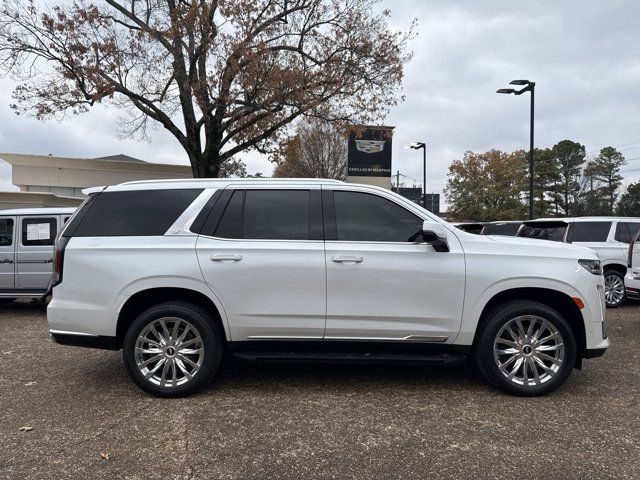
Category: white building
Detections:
[{"x1": 0, "y1": 153, "x2": 192, "y2": 209}]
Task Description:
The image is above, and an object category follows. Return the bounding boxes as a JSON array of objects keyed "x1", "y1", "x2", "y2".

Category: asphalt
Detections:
[{"x1": 0, "y1": 301, "x2": 639, "y2": 480}]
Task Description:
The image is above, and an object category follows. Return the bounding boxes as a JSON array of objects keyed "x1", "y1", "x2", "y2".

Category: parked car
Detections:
[
  {"x1": 518, "y1": 217, "x2": 640, "y2": 307},
  {"x1": 0, "y1": 207, "x2": 76, "y2": 301},
  {"x1": 451, "y1": 222, "x2": 486, "y2": 234},
  {"x1": 48, "y1": 179, "x2": 608, "y2": 397},
  {"x1": 481, "y1": 221, "x2": 523, "y2": 236},
  {"x1": 624, "y1": 238, "x2": 640, "y2": 300}
]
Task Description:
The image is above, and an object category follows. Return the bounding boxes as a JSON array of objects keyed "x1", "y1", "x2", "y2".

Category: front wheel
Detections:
[
  {"x1": 474, "y1": 300, "x2": 577, "y2": 396},
  {"x1": 604, "y1": 270, "x2": 625, "y2": 308},
  {"x1": 122, "y1": 302, "x2": 223, "y2": 397}
]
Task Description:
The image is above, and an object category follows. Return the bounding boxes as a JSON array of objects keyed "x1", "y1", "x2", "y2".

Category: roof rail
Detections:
[{"x1": 119, "y1": 178, "x2": 345, "y2": 186}]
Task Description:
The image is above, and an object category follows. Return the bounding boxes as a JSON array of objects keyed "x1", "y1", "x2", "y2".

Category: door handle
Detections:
[
  {"x1": 1, "y1": 259, "x2": 13, "y2": 264},
  {"x1": 331, "y1": 255, "x2": 363, "y2": 264},
  {"x1": 210, "y1": 254, "x2": 243, "y2": 262}
]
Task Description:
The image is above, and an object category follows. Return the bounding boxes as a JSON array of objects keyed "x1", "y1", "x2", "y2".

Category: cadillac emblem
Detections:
[{"x1": 355, "y1": 139, "x2": 385, "y2": 154}]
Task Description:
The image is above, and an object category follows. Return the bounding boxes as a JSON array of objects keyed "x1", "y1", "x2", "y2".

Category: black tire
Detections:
[
  {"x1": 122, "y1": 301, "x2": 223, "y2": 398},
  {"x1": 604, "y1": 270, "x2": 626, "y2": 308},
  {"x1": 474, "y1": 300, "x2": 577, "y2": 396}
]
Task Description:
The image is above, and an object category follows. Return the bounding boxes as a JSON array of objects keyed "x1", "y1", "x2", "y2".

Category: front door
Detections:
[
  {"x1": 323, "y1": 188, "x2": 465, "y2": 342},
  {"x1": 196, "y1": 187, "x2": 326, "y2": 340},
  {"x1": 0, "y1": 216, "x2": 16, "y2": 289},
  {"x1": 16, "y1": 215, "x2": 58, "y2": 290}
]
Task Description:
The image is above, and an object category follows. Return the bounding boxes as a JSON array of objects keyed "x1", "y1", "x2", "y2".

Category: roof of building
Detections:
[{"x1": 93, "y1": 154, "x2": 146, "y2": 163}]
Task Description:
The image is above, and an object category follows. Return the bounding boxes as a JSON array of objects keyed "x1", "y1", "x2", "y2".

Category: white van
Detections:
[
  {"x1": 0, "y1": 208, "x2": 76, "y2": 301},
  {"x1": 518, "y1": 217, "x2": 640, "y2": 307}
]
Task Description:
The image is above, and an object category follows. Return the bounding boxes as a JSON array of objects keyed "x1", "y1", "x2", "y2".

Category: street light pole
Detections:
[
  {"x1": 497, "y1": 79, "x2": 536, "y2": 219},
  {"x1": 407, "y1": 142, "x2": 427, "y2": 209}
]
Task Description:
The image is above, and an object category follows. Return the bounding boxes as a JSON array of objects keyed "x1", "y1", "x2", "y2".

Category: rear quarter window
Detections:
[
  {"x1": 518, "y1": 224, "x2": 567, "y2": 241},
  {"x1": 615, "y1": 222, "x2": 640, "y2": 243},
  {"x1": 70, "y1": 189, "x2": 203, "y2": 237},
  {"x1": 567, "y1": 222, "x2": 612, "y2": 242}
]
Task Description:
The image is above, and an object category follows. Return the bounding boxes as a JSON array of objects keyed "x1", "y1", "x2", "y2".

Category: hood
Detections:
[{"x1": 483, "y1": 234, "x2": 598, "y2": 258}]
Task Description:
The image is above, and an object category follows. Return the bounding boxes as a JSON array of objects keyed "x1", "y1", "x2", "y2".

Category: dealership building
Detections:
[{"x1": 0, "y1": 153, "x2": 192, "y2": 210}]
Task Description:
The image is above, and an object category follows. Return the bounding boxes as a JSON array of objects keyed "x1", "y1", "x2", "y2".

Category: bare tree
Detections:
[
  {"x1": 273, "y1": 118, "x2": 346, "y2": 179},
  {"x1": 0, "y1": 0, "x2": 415, "y2": 177}
]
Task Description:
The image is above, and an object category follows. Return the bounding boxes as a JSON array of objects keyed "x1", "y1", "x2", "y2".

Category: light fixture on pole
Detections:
[
  {"x1": 497, "y1": 79, "x2": 536, "y2": 220},
  {"x1": 406, "y1": 142, "x2": 428, "y2": 210}
]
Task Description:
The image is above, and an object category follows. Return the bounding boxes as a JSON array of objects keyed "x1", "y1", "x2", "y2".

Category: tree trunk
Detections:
[{"x1": 189, "y1": 150, "x2": 222, "y2": 178}]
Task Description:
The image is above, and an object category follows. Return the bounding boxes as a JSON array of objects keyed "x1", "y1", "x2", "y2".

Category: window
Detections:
[
  {"x1": 72, "y1": 189, "x2": 203, "y2": 237},
  {"x1": 0, "y1": 218, "x2": 14, "y2": 247},
  {"x1": 22, "y1": 217, "x2": 57, "y2": 246},
  {"x1": 518, "y1": 222, "x2": 567, "y2": 242},
  {"x1": 215, "y1": 190, "x2": 311, "y2": 240},
  {"x1": 482, "y1": 222, "x2": 522, "y2": 236},
  {"x1": 333, "y1": 191, "x2": 423, "y2": 242},
  {"x1": 567, "y1": 222, "x2": 611, "y2": 242},
  {"x1": 615, "y1": 222, "x2": 640, "y2": 243}
]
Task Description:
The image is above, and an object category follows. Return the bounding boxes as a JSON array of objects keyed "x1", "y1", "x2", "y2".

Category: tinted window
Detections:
[
  {"x1": 518, "y1": 223, "x2": 567, "y2": 242},
  {"x1": 482, "y1": 223, "x2": 521, "y2": 236},
  {"x1": 568, "y1": 222, "x2": 611, "y2": 242},
  {"x1": 72, "y1": 189, "x2": 202, "y2": 237},
  {"x1": 0, "y1": 218, "x2": 14, "y2": 247},
  {"x1": 22, "y1": 217, "x2": 57, "y2": 246},
  {"x1": 215, "y1": 190, "x2": 311, "y2": 240},
  {"x1": 333, "y1": 191, "x2": 423, "y2": 242},
  {"x1": 615, "y1": 222, "x2": 640, "y2": 243}
]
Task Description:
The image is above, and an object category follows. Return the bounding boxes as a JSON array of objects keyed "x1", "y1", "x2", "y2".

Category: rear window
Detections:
[
  {"x1": 518, "y1": 223, "x2": 567, "y2": 241},
  {"x1": 482, "y1": 223, "x2": 521, "y2": 236},
  {"x1": 70, "y1": 189, "x2": 203, "y2": 237},
  {"x1": 567, "y1": 222, "x2": 611, "y2": 242},
  {"x1": 615, "y1": 222, "x2": 640, "y2": 243}
]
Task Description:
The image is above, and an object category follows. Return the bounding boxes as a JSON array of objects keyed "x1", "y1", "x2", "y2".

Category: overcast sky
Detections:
[{"x1": 1, "y1": 0, "x2": 639, "y2": 203}]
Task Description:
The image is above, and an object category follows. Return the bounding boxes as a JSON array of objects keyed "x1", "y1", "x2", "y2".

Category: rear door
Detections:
[
  {"x1": 0, "y1": 216, "x2": 16, "y2": 289},
  {"x1": 567, "y1": 221, "x2": 617, "y2": 263},
  {"x1": 196, "y1": 186, "x2": 327, "y2": 340},
  {"x1": 16, "y1": 215, "x2": 58, "y2": 290}
]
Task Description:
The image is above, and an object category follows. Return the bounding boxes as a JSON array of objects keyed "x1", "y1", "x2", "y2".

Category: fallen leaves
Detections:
[
  {"x1": 100, "y1": 452, "x2": 110, "y2": 461},
  {"x1": 24, "y1": 381, "x2": 37, "y2": 386},
  {"x1": 19, "y1": 426, "x2": 33, "y2": 432},
  {"x1": 1, "y1": 351, "x2": 13, "y2": 355}
]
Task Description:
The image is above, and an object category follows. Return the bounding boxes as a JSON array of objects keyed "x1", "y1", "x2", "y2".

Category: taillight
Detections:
[{"x1": 52, "y1": 236, "x2": 69, "y2": 287}]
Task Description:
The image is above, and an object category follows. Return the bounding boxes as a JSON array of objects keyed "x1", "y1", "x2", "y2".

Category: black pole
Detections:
[
  {"x1": 422, "y1": 145, "x2": 427, "y2": 209},
  {"x1": 528, "y1": 85, "x2": 535, "y2": 220}
]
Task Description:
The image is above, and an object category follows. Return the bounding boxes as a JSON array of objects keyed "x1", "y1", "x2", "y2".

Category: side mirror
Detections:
[{"x1": 422, "y1": 220, "x2": 450, "y2": 252}]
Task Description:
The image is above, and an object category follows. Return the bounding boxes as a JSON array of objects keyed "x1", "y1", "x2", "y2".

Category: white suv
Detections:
[
  {"x1": 48, "y1": 179, "x2": 609, "y2": 397},
  {"x1": 518, "y1": 217, "x2": 640, "y2": 307}
]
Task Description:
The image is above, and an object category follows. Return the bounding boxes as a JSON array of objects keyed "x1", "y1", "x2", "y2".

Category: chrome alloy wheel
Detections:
[
  {"x1": 604, "y1": 273, "x2": 625, "y2": 306},
  {"x1": 493, "y1": 315, "x2": 565, "y2": 387},
  {"x1": 134, "y1": 317, "x2": 205, "y2": 388}
]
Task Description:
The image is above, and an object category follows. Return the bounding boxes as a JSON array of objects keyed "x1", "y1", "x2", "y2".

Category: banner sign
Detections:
[{"x1": 347, "y1": 126, "x2": 393, "y2": 177}]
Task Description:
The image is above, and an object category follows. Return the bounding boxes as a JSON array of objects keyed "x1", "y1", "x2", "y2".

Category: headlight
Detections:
[{"x1": 579, "y1": 259, "x2": 602, "y2": 275}]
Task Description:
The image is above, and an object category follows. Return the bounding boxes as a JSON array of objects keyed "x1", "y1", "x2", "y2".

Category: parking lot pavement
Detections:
[{"x1": 0, "y1": 303, "x2": 638, "y2": 480}]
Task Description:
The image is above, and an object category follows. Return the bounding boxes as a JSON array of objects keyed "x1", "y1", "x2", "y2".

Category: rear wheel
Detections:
[
  {"x1": 122, "y1": 302, "x2": 223, "y2": 397},
  {"x1": 475, "y1": 300, "x2": 576, "y2": 396},
  {"x1": 604, "y1": 270, "x2": 625, "y2": 308}
]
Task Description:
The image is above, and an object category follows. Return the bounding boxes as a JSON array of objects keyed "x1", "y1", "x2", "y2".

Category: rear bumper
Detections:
[{"x1": 50, "y1": 331, "x2": 120, "y2": 350}]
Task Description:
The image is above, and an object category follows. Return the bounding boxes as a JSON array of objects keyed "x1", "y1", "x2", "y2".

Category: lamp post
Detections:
[
  {"x1": 408, "y1": 142, "x2": 428, "y2": 210},
  {"x1": 497, "y1": 79, "x2": 536, "y2": 219}
]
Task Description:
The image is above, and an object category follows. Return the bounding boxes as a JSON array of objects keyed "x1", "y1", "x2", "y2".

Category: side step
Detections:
[{"x1": 231, "y1": 350, "x2": 468, "y2": 366}]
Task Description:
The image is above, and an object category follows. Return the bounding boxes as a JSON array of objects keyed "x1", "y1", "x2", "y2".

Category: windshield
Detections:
[
  {"x1": 518, "y1": 222, "x2": 568, "y2": 242},
  {"x1": 482, "y1": 223, "x2": 521, "y2": 236}
]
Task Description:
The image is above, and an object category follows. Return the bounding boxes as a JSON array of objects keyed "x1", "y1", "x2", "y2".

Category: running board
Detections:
[
  {"x1": 231, "y1": 350, "x2": 467, "y2": 366},
  {"x1": 0, "y1": 291, "x2": 47, "y2": 298}
]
